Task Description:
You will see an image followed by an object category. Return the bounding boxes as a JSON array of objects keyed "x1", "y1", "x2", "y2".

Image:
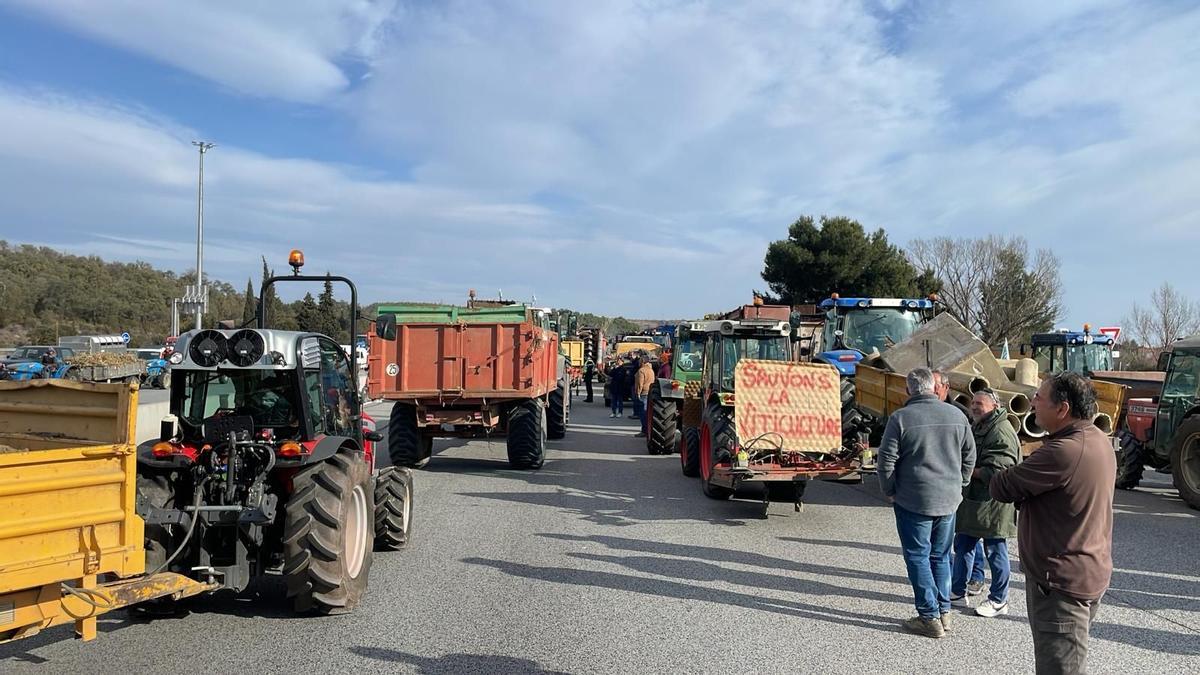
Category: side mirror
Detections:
[
  {"x1": 1156, "y1": 352, "x2": 1171, "y2": 372},
  {"x1": 363, "y1": 430, "x2": 384, "y2": 443},
  {"x1": 376, "y1": 314, "x2": 397, "y2": 341}
]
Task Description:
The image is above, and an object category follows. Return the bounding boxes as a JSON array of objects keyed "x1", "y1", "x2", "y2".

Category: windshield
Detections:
[
  {"x1": 674, "y1": 338, "x2": 703, "y2": 374},
  {"x1": 1065, "y1": 343, "x2": 1113, "y2": 373},
  {"x1": 137, "y1": 349, "x2": 161, "y2": 360},
  {"x1": 1163, "y1": 352, "x2": 1200, "y2": 399},
  {"x1": 720, "y1": 336, "x2": 791, "y2": 390},
  {"x1": 179, "y1": 369, "x2": 302, "y2": 433},
  {"x1": 840, "y1": 308, "x2": 922, "y2": 355}
]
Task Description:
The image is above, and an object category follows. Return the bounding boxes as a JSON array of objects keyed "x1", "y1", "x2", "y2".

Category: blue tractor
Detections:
[
  {"x1": 0, "y1": 345, "x2": 78, "y2": 381},
  {"x1": 810, "y1": 296, "x2": 938, "y2": 430},
  {"x1": 1026, "y1": 328, "x2": 1115, "y2": 375}
]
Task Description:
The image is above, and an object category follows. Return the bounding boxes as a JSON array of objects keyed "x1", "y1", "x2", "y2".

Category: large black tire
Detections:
[
  {"x1": 283, "y1": 448, "x2": 374, "y2": 614},
  {"x1": 374, "y1": 466, "x2": 414, "y2": 550},
  {"x1": 388, "y1": 402, "x2": 433, "y2": 468},
  {"x1": 701, "y1": 402, "x2": 736, "y2": 500},
  {"x1": 1115, "y1": 430, "x2": 1146, "y2": 490},
  {"x1": 136, "y1": 470, "x2": 177, "y2": 573},
  {"x1": 62, "y1": 367, "x2": 82, "y2": 382},
  {"x1": 647, "y1": 383, "x2": 677, "y2": 455},
  {"x1": 1169, "y1": 417, "x2": 1200, "y2": 510},
  {"x1": 547, "y1": 383, "x2": 568, "y2": 440},
  {"x1": 680, "y1": 426, "x2": 700, "y2": 477},
  {"x1": 507, "y1": 399, "x2": 546, "y2": 470}
]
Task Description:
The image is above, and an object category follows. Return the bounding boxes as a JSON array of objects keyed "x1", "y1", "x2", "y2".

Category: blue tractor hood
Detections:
[{"x1": 816, "y1": 349, "x2": 862, "y2": 376}]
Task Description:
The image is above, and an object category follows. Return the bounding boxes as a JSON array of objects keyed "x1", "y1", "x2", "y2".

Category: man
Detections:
[
  {"x1": 991, "y1": 372, "x2": 1114, "y2": 674},
  {"x1": 951, "y1": 388, "x2": 1019, "y2": 617},
  {"x1": 632, "y1": 355, "x2": 654, "y2": 436},
  {"x1": 934, "y1": 369, "x2": 987, "y2": 592},
  {"x1": 878, "y1": 368, "x2": 976, "y2": 638},
  {"x1": 583, "y1": 359, "x2": 595, "y2": 402},
  {"x1": 607, "y1": 358, "x2": 627, "y2": 418}
]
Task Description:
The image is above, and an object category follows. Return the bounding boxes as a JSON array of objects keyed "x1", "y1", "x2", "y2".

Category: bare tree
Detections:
[
  {"x1": 1124, "y1": 282, "x2": 1199, "y2": 350},
  {"x1": 908, "y1": 235, "x2": 1061, "y2": 344}
]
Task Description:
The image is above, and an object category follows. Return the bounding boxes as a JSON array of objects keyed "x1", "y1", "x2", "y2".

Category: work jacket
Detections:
[
  {"x1": 955, "y1": 408, "x2": 1019, "y2": 539},
  {"x1": 634, "y1": 363, "x2": 654, "y2": 396}
]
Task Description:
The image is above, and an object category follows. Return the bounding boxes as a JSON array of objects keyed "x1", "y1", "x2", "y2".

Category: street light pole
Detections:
[{"x1": 192, "y1": 140, "x2": 215, "y2": 330}]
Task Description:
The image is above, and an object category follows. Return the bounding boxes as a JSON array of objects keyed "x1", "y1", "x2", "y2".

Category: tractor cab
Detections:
[
  {"x1": 696, "y1": 318, "x2": 793, "y2": 406},
  {"x1": 1028, "y1": 326, "x2": 1115, "y2": 375},
  {"x1": 815, "y1": 296, "x2": 936, "y2": 375}
]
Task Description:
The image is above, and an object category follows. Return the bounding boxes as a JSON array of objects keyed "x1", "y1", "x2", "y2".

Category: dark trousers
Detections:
[
  {"x1": 1027, "y1": 583, "x2": 1101, "y2": 674},
  {"x1": 584, "y1": 376, "x2": 593, "y2": 401}
]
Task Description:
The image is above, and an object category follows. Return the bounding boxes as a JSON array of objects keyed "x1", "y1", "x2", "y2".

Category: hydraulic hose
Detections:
[{"x1": 150, "y1": 476, "x2": 208, "y2": 575}]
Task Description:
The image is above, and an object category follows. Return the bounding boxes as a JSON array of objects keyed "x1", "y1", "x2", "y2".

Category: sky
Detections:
[{"x1": 0, "y1": 0, "x2": 1197, "y2": 327}]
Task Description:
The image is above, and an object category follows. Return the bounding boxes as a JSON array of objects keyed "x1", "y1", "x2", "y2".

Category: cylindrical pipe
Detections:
[
  {"x1": 1023, "y1": 413, "x2": 1046, "y2": 438},
  {"x1": 995, "y1": 388, "x2": 1031, "y2": 415},
  {"x1": 1006, "y1": 413, "x2": 1022, "y2": 434},
  {"x1": 1001, "y1": 365, "x2": 1016, "y2": 381},
  {"x1": 1093, "y1": 412, "x2": 1114, "y2": 435},
  {"x1": 1015, "y1": 359, "x2": 1040, "y2": 387},
  {"x1": 947, "y1": 371, "x2": 989, "y2": 394}
]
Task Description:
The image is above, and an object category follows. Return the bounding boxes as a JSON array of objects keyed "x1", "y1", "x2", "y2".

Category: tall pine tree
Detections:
[
  {"x1": 317, "y1": 277, "x2": 343, "y2": 341},
  {"x1": 241, "y1": 279, "x2": 256, "y2": 326}
]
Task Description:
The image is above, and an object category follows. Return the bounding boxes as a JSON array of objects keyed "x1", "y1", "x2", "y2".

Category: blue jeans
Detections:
[
  {"x1": 971, "y1": 540, "x2": 986, "y2": 583},
  {"x1": 951, "y1": 533, "x2": 1010, "y2": 604},
  {"x1": 893, "y1": 504, "x2": 954, "y2": 619},
  {"x1": 611, "y1": 387, "x2": 624, "y2": 414},
  {"x1": 632, "y1": 394, "x2": 647, "y2": 425}
]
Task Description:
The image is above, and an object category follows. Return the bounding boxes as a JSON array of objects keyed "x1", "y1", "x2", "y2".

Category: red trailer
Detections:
[{"x1": 369, "y1": 302, "x2": 570, "y2": 470}]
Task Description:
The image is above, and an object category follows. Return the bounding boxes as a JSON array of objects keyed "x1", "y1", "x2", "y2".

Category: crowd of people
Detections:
[
  {"x1": 586, "y1": 349, "x2": 664, "y2": 436},
  {"x1": 878, "y1": 366, "x2": 1115, "y2": 674}
]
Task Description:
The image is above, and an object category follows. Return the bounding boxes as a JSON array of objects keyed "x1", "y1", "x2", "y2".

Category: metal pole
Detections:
[{"x1": 192, "y1": 141, "x2": 215, "y2": 330}]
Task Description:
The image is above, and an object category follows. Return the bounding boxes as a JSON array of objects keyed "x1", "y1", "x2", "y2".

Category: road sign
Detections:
[
  {"x1": 1098, "y1": 326, "x2": 1121, "y2": 342},
  {"x1": 121, "y1": 332, "x2": 131, "y2": 344}
]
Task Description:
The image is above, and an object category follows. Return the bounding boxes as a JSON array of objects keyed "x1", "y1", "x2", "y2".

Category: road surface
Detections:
[{"x1": 3, "y1": 398, "x2": 1197, "y2": 673}]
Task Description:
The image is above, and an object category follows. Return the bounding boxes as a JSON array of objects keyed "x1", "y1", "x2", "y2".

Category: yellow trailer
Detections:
[
  {"x1": 0, "y1": 379, "x2": 211, "y2": 644},
  {"x1": 561, "y1": 339, "x2": 585, "y2": 368}
]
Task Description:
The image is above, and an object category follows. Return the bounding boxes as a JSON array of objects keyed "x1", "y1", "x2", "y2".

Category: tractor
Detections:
[
  {"x1": 675, "y1": 318, "x2": 792, "y2": 494},
  {"x1": 1115, "y1": 335, "x2": 1200, "y2": 509},
  {"x1": 135, "y1": 250, "x2": 413, "y2": 615},
  {"x1": 812, "y1": 295, "x2": 936, "y2": 430},
  {"x1": 645, "y1": 324, "x2": 704, "y2": 455},
  {"x1": 1026, "y1": 327, "x2": 1115, "y2": 375}
]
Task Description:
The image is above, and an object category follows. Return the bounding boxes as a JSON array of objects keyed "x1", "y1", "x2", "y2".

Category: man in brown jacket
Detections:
[
  {"x1": 632, "y1": 354, "x2": 655, "y2": 437},
  {"x1": 990, "y1": 372, "x2": 1115, "y2": 674}
]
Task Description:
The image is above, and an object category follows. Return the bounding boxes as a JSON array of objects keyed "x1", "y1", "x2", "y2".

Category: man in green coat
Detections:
[{"x1": 951, "y1": 388, "x2": 1020, "y2": 617}]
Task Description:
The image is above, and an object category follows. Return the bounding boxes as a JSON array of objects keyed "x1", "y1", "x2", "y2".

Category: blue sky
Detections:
[{"x1": 0, "y1": 1, "x2": 1197, "y2": 332}]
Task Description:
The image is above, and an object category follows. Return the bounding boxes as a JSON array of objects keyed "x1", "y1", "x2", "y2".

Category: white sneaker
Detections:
[
  {"x1": 950, "y1": 593, "x2": 969, "y2": 608},
  {"x1": 609, "y1": 413, "x2": 616, "y2": 418},
  {"x1": 975, "y1": 599, "x2": 1009, "y2": 617}
]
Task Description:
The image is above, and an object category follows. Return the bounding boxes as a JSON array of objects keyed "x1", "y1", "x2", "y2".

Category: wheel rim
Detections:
[
  {"x1": 346, "y1": 485, "x2": 368, "y2": 578},
  {"x1": 1182, "y1": 433, "x2": 1200, "y2": 494},
  {"x1": 700, "y1": 423, "x2": 712, "y2": 480}
]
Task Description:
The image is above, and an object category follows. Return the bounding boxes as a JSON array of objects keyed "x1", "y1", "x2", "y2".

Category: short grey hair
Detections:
[
  {"x1": 931, "y1": 369, "x2": 947, "y2": 387},
  {"x1": 907, "y1": 368, "x2": 936, "y2": 396}
]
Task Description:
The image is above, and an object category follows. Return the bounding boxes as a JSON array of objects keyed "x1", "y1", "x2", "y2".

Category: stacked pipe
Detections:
[{"x1": 944, "y1": 361, "x2": 1047, "y2": 441}]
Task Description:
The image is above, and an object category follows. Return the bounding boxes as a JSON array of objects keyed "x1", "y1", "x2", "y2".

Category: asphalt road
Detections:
[{"x1": 4, "y1": 398, "x2": 1197, "y2": 673}]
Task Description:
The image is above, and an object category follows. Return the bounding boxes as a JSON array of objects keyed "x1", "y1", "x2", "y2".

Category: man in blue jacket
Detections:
[{"x1": 878, "y1": 367, "x2": 977, "y2": 638}]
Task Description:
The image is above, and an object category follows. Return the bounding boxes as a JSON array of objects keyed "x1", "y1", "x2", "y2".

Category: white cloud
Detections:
[
  {"x1": 3, "y1": 0, "x2": 396, "y2": 102},
  {"x1": 2, "y1": 1, "x2": 1200, "y2": 327}
]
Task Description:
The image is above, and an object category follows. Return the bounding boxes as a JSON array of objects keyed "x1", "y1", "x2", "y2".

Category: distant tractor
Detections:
[
  {"x1": 1115, "y1": 336, "x2": 1200, "y2": 509},
  {"x1": 645, "y1": 325, "x2": 704, "y2": 456},
  {"x1": 1026, "y1": 327, "x2": 1115, "y2": 375}
]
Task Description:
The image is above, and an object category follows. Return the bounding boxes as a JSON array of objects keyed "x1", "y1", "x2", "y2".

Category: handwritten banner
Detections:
[{"x1": 734, "y1": 359, "x2": 842, "y2": 452}]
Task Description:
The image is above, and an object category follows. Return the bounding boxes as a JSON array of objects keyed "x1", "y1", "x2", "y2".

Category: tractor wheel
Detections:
[
  {"x1": 1169, "y1": 417, "x2": 1200, "y2": 510},
  {"x1": 63, "y1": 367, "x2": 82, "y2": 382},
  {"x1": 547, "y1": 383, "x2": 568, "y2": 440},
  {"x1": 126, "y1": 374, "x2": 141, "y2": 385},
  {"x1": 506, "y1": 399, "x2": 546, "y2": 470},
  {"x1": 159, "y1": 371, "x2": 172, "y2": 389},
  {"x1": 1115, "y1": 431, "x2": 1146, "y2": 490},
  {"x1": 283, "y1": 448, "x2": 374, "y2": 614},
  {"x1": 388, "y1": 402, "x2": 433, "y2": 468},
  {"x1": 647, "y1": 383, "x2": 677, "y2": 455},
  {"x1": 700, "y1": 403, "x2": 735, "y2": 500},
  {"x1": 373, "y1": 466, "x2": 414, "y2": 550},
  {"x1": 136, "y1": 470, "x2": 178, "y2": 573},
  {"x1": 680, "y1": 426, "x2": 700, "y2": 477}
]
